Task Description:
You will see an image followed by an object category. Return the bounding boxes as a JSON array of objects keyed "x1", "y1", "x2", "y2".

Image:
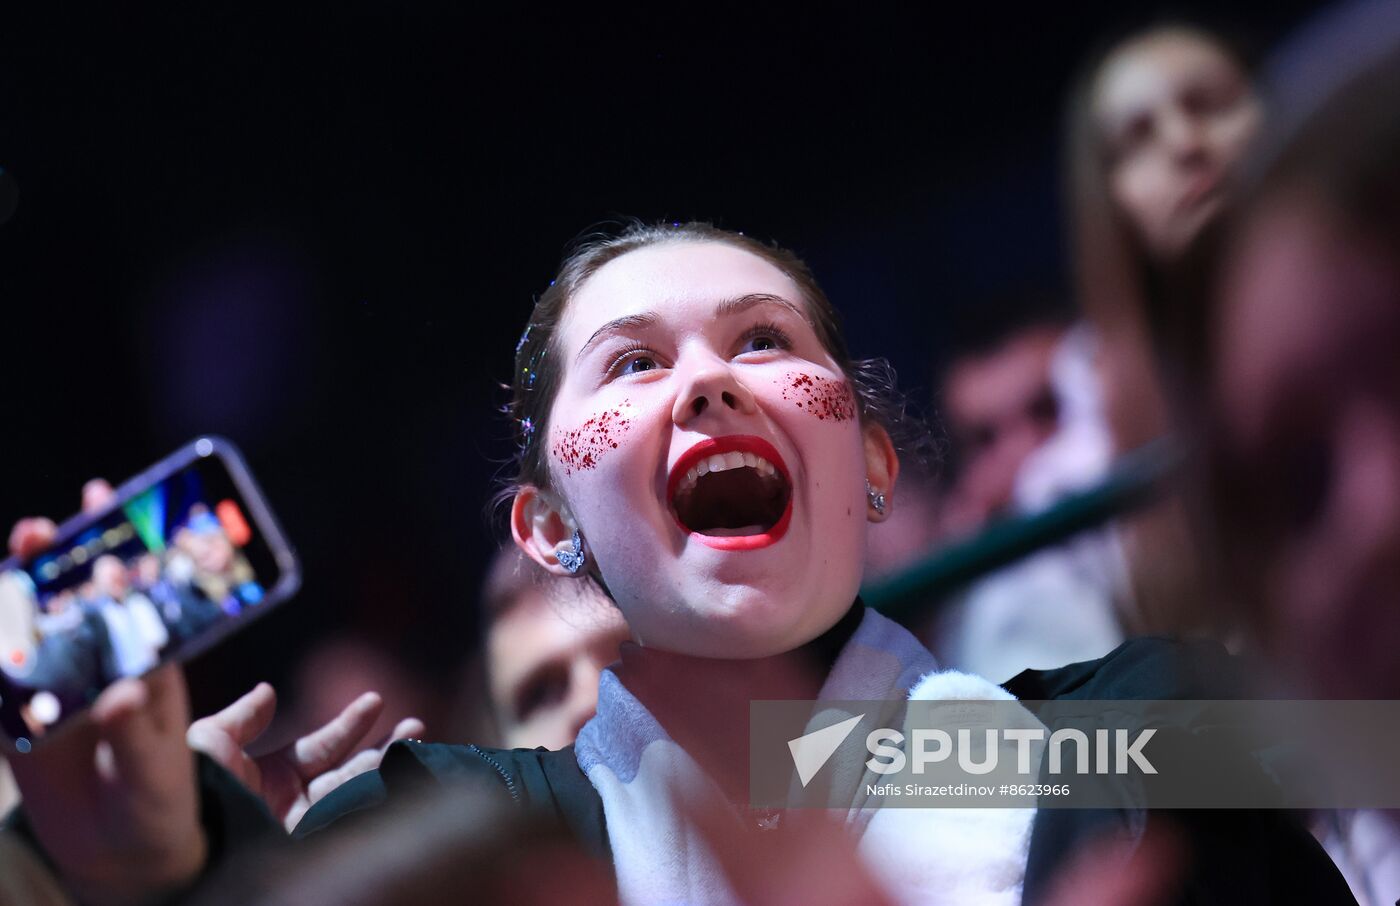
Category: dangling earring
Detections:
[
  {"x1": 865, "y1": 480, "x2": 886, "y2": 516},
  {"x1": 556, "y1": 529, "x2": 587, "y2": 574}
]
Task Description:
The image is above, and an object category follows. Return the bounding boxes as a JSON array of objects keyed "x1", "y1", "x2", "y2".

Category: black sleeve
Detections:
[
  {"x1": 290, "y1": 769, "x2": 387, "y2": 839},
  {"x1": 1004, "y1": 636, "x2": 1248, "y2": 702},
  {"x1": 1021, "y1": 732, "x2": 1358, "y2": 905},
  {"x1": 1016, "y1": 638, "x2": 1357, "y2": 905},
  {"x1": 291, "y1": 742, "x2": 613, "y2": 867},
  {"x1": 291, "y1": 740, "x2": 519, "y2": 840}
]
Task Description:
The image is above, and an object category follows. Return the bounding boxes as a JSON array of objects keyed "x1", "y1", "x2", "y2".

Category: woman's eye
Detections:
[
  {"x1": 514, "y1": 666, "x2": 569, "y2": 722},
  {"x1": 1112, "y1": 117, "x2": 1153, "y2": 161},
  {"x1": 622, "y1": 356, "x2": 658, "y2": 374},
  {"x1": 605, "y1": 344, "x2": 664, "y2": 378},
  {"x1": 1183, "y1": 79, "x2": 1244, "y2": 118},
  {"x1": 737, "y1": 323, "x2": 792, "y2": 355}
]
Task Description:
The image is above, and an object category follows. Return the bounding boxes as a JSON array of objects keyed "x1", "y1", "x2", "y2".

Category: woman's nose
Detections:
[
  {"x1": 672, "y1": 356, "x2": 758, "y2": 426},
  {"x1": 1163, "y1": 110, "x2": 1209, "y2": 165}
]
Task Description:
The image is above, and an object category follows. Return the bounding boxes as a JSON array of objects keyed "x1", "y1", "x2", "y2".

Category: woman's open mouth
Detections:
[{"x1": 667, "y1": 436, "x2": 793, "y2": 551}]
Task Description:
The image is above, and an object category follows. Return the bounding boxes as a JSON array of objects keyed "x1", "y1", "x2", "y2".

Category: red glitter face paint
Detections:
[
  {"x1": 552, "y1": 401, "x2": 635, "y2": 476},
  {"x1": 780, "y1": 372, "x2": 856, "y2": 421}
]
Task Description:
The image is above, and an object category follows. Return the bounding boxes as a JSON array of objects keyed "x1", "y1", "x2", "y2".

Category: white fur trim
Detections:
[
  {"x1": 908, "y1": 668, "x2": 1019, "y2": 703},
  {"x1": 856, "y1": 670, "x2": 1040, "y2": 905}
]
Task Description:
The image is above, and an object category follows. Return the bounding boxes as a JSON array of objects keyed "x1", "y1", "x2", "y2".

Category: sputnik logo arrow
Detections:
[{"x1": 788, "y1": 714, "x2": 865, "y2": 787}]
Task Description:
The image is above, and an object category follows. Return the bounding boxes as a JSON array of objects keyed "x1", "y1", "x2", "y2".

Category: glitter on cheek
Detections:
[
  {"x1": 779, "y1": 372, "x2": 856, "y2": 421},
  {"x1": 551, "y1": 400, "x2": 636, "y2": 476}
]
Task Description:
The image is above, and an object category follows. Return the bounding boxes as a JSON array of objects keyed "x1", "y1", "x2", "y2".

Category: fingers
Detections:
[
  {"x1": 185, "y1": 721, "x2": 262, "y2": 793},
  {"x1": 81, "y1": 478, "x2": 115, "y2": 514},
  {"x1": 290, "y1": 691, "x2": 384, "y2": 779},
  {"x1": 385, "y1": 716, "x2": 425, "y2": 744},
  {"x1": 9, "y1": 517, "x2": 57, "y2": 559},
  {"x1": 7, "y1": 477, "x2": 112, "y2": 559},
  {"x1": 91, "y1": 665, "x2": 193, "y2": 791},
  {"x1": 304, "y1": 747, "x2": 382, "y2": 804},
  {"x1": 301, "y1": 714, "x2": 424, "y2": 808},
  {"x1": 137, "y1": 660, "x2": 191, "y2": 738},
  {"x1": 190, "y1": 682, "x2": 278, "y2": 749},
  {"x1": 91, "y1": 676, "x2": 150, "y2": 729},
  {"x1": 186, "y1": 682, "x2": 279, "y2": 794}
]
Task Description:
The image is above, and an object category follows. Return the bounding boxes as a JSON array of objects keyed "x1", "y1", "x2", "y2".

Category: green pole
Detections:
[{"x1": 862, "y1": 438, "x2": 1181, "y2": 625}]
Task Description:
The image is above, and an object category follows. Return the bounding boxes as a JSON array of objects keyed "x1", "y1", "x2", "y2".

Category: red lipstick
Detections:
[{"x1": 667, "y1": 435, "x2": 794, "y2": 551}]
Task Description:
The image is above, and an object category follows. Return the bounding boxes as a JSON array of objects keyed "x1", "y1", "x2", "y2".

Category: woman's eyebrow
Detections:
[
  {"x1": 574, "y1": 293, "x2": 806, "y2": 364},
  {"x1": 576, "y1": 313, "x2": 659, "y2": 364},
  {"x1": 714, "y1": 292, "x2": 806, "y2": 322}
]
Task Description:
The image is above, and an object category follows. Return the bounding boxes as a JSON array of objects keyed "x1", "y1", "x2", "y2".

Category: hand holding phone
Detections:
[
  {"x1": 0, "y1": 437, "x2": 299, "y2": 749},
  {"x1": 6, "y1": 485, "x2": 207, "y2": 906},
  {"x1": 4, "y1": 457, "x2": 420, "y2": 903}
]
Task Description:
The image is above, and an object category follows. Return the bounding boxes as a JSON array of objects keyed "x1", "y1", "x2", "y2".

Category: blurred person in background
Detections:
[
  {"x1": 924, "y1": 296, "x2": 1126, "y2": 681},
  {"x1": 276, "y1": 544, "x2": 630, "y2": 765},
  {"x1": 938, "y1": 303, "x2": 1067, "y2": 537},
  {"x1": 1067, "y1": 19, "x2": 1262, "y2": 449},
  {"x1": 1062, "y1": 18, "x2": 1264, "y2": 634},
  {"x1": 478, "y1": 546, "x2": 630, "y2": 751},
  {"x1": 919, "y1": 17, "x2": 1266, "y2": 684}
]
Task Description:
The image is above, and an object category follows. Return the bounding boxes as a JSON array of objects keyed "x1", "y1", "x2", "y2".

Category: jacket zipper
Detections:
[{"x1": 465, "y1": 744, "x2": 521, "y2": 804}]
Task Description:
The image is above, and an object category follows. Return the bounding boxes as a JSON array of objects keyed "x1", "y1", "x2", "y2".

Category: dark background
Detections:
[{"x1": 0, "y1": 3, "x2": 1323, "y2": 719}]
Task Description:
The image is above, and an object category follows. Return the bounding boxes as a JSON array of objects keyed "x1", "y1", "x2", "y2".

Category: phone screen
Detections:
[{"x1": 0, "y1": 439, "x2": 297, "y2": 749}]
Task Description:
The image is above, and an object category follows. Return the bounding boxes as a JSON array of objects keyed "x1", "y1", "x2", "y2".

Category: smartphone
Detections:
[{"x1": 0, "y1": 436, "x2": 299, "y2": 750}]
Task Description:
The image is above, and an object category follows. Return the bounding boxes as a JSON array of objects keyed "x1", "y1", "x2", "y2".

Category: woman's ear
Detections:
[
  {"x1": 511, "y1": 486, "x2": 579, "y2": 577},
  {"x1": 863, "y1": 423, "x2": 899, "y2": 522}
]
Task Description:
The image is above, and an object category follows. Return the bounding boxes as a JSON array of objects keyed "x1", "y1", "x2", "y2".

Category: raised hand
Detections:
[
  {"x1": 7, "y1": 480, "x2": 208, "y2": 906},
  {"x1": 186, "y1": 681, "x2": 425, "y2": 831},
  {"x1": 11, "y1": 665, "x2": 207, "y2": 906}
]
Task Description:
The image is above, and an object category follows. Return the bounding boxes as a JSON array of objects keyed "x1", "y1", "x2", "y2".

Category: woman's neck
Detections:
[{"x1": 614, "y1": 599, "x2": 866, "y2": 803}]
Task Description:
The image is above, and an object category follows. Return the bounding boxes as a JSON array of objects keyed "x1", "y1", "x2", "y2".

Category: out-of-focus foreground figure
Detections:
[{"x1": 1167, "y1": 4, "x2": 1400, "y2": 901}]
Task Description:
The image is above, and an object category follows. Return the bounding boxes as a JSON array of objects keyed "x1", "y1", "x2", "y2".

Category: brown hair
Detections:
[
  {"x1": 1061, "y1": 21, "x2": 1259, "y2": 635},
  {"x1": 497, "y1": 220, "x2": 935, "y2": 510}
]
